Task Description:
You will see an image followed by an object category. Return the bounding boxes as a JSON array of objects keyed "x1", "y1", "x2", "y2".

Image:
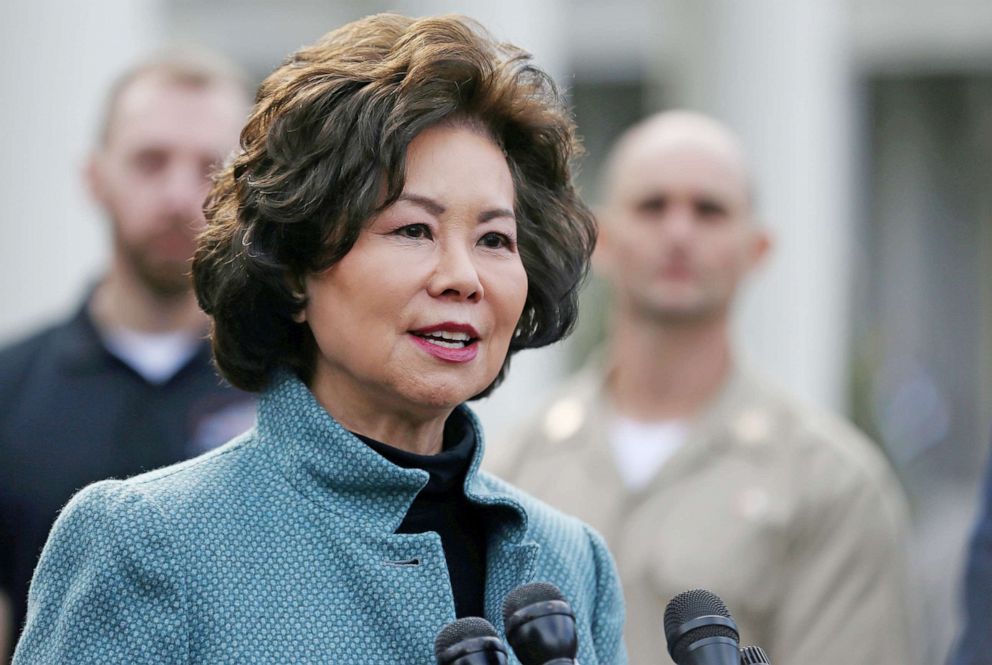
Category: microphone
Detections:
[
  {"x1": 501, "y1": 582, "x2": 578, "y2": 664},
  {"x1": 663, "y1": 589, "x2": 740, "y2": 665},
  {"x1": 739, "y1": 645, "x2": 771, "y2": 664},
  {"x1": 434, "y1": 617, "x2": 509, "y2": 665}
]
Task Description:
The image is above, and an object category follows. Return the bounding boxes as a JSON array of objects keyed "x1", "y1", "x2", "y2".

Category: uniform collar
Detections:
[
  {"x1": 685, "y1": 359, "x2": 781, "y2": 450},
  {"x1": 582, "y1": 348, "x2": 771, "y2": 456}
]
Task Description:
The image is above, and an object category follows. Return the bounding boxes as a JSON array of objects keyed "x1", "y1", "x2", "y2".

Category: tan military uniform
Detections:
[{"x1": 486, "y1": 356, "x2": 914, "y2": 665}]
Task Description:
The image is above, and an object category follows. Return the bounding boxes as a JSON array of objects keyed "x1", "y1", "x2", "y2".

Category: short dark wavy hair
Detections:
[{"x1": 193, "y1": 13, "x2": 596, "y2": 396}]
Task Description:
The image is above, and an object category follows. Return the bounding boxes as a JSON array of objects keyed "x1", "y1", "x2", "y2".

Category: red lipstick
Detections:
[{"x1": 408, "y1": 322, "x2": 480, "y2": 363}]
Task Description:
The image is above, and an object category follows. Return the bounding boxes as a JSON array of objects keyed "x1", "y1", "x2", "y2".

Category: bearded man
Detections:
[{"x1": 0, "y1": 52, "x2": 255, "y2": 658}]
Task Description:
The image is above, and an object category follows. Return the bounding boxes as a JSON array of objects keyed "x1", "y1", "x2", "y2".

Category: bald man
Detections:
[
  {"x1": 0, "y1": 53, "x2": 256, "y2": 658},
  {"x1": 487, "y1": 112, "x2": 914, "y2": 664}
]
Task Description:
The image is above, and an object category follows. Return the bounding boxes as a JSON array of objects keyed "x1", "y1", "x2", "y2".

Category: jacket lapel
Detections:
[
  {"x1": 461, "y1": 405, "x2": 540, "y2": 628},
  {"x1": 484, "y1": 531, "x2": 539, "y2": 630}
]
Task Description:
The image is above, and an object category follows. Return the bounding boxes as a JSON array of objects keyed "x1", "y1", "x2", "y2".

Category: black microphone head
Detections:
[
  {"x1": 502, "y1": 582, "x2": 577, "y2": 664},
  {"x1": 434, "y1": 617, "x2": 507, "y2": 664},
  {"x1": 740, "y1": 645, "x2": 771, "y2": 664},
  {"x1": 435, "y1": 617, "x2": 499, "y2": 654},
  {"x1": 664, "y1": 589, "x2": 739, "y2": 663},
  {"x1": 501, "y1": 582, "x2": 566, "y2": 624}
]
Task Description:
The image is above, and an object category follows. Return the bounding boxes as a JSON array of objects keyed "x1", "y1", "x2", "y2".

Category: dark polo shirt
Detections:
[{"x1": 0, "y1": 301, "x2": 255, "y2": 654}]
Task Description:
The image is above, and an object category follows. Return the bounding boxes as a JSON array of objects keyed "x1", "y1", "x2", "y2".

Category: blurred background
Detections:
[{"x1": 1, "y1": 0, "x2": 990, "y2": 661}]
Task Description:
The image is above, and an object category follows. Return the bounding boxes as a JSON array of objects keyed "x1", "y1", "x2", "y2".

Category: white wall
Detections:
[
  {"x1": 663, "y1": 0, "x2": 856, "y2": 413},
  {"x1": 0, "y1": 1, "x2": 165, "y2": 344}
]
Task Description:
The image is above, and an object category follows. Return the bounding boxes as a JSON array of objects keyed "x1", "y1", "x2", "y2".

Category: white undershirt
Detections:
[
  {"x1": 101, "y1": 327, "x2": 200, "y2": 384},
  {"x1": 608, "y1": 416, "x2": 689, "y2": 491}
]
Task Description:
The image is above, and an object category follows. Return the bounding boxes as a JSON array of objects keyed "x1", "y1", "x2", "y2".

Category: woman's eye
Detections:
[
  {"x1": 479, "y1": 232, "x2": 513, "y2": 250},
  {"x1": 395, "y1": 224, "x2": 432, "y2": 240}
]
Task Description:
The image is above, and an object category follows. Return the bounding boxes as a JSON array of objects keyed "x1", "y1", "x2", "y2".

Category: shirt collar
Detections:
[
  {"x1": 53, "y1": 293, "x2": 212, "y2": 379},
  {"x1": 52, "y1": 299, "x2": 113, "y2": 373},
  {"x1": 356, "y1": 410, "x2": 476, "y2": 496}
]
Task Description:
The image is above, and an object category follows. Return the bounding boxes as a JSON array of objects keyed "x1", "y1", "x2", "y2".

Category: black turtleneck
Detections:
[{"x1": 354, "y1": 410, "x2": 488, "y2": 618}]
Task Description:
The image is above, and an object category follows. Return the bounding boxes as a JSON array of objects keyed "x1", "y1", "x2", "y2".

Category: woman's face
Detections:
[{"x1": 302, "y1": 124, "x2": 528, "y2": 422}]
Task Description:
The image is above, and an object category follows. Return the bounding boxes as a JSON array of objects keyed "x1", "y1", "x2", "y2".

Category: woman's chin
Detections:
[{"x1": 403, "y1": 373, "x2": 494, "y2": 412}]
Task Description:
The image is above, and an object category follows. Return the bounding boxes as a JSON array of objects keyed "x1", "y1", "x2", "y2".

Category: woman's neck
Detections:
[{"x1": 312, "y1": 385, "x2": 450, "y2": 456}]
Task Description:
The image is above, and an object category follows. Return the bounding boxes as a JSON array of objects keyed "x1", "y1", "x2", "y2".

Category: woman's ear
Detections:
[{"x1": 289, "y1": 275, "x2": 308, "y2": 323}]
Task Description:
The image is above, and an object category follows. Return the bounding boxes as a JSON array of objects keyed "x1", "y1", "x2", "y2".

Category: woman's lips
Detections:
[
  {"x1": 408, "y1": 333, "x2": 480, "y2": 363},
  {"x1": 408, "y1": 322, "x2": 481, "y2": 363}
]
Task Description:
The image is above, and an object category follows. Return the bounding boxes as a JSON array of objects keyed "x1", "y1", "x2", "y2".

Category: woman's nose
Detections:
[{"x1": 427, "y1": 243, "x2": 484, "y2": 302}]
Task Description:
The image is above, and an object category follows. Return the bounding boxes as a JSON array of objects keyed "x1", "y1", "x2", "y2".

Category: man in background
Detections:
[
  {"x1": 0, "y1": 52, "x2": 255, "y2": 658},
  {"x1": 488, "y1": 111, "x2": 914, "y2": 664}
]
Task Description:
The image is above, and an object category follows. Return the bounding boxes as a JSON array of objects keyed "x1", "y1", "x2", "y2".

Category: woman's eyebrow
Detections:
[
  {"x1": 479, "y1": 208, "x2": 515, "y2": 223},
  {"x1": 397, "y1": 193, "x2": 445, "y2": 216},
  {"x1": 398, "y1": 193, "x2": 514, "y2": 223}
]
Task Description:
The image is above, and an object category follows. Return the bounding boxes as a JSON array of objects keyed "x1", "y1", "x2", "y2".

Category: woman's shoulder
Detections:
[
  {"x1": 61, "y1": 429, "x2": 264, "y2": 531},
  {"x1": 40, "y1": 474, "x2": 177, "y2": 572},
  {"x1": 17, "y1": 474, "x2": 193, "y2": 662}
]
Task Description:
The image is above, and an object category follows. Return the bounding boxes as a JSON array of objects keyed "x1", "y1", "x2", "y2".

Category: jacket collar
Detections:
[
  {"x1": 257, "y1": 371, "x2": 532, "y2": 541},
  {"x1": 257, "y1": 372, "x2": 539, "y2": 615}
]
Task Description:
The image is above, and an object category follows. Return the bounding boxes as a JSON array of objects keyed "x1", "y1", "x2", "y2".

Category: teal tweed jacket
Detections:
[{"x1": 14, "y1": 373, "x2": 627, "y2": 664}]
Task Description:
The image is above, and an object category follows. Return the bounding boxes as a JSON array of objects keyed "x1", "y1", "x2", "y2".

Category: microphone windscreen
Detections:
[
  {"x1": 740, "y1": 645, "x2": 771, "y2": 664},
  {"x1": 434, "y1": 617, "x2": 500, "y2": 657},
  {"x1": 663, "y1": 589, "x2": 739, "y2": 662},
  {"x1": 501, "y1": 581, "x2": 566, "y2": 625}
]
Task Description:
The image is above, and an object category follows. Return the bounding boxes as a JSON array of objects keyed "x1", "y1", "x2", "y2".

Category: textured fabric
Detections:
[
  {"x1": 950, "y1": 438, "x2": 992, "y2": 665},
  {"x1": 14, "y1": 372, "x2": 626, "y2": 664},
  {"x1": 358, "y1": 410, "x2": 488, "y2": 619},
  {"x1": 487, "y1": 356, "x2": 914, "y2": 665},
  {"x1": 0, "y1": 298, "x2": 255, "y2": 656}
]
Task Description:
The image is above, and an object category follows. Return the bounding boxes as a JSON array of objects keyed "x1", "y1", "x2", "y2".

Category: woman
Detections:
[{"x1": 14, "y1": 14, "x2": 625, "y2": 664}]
